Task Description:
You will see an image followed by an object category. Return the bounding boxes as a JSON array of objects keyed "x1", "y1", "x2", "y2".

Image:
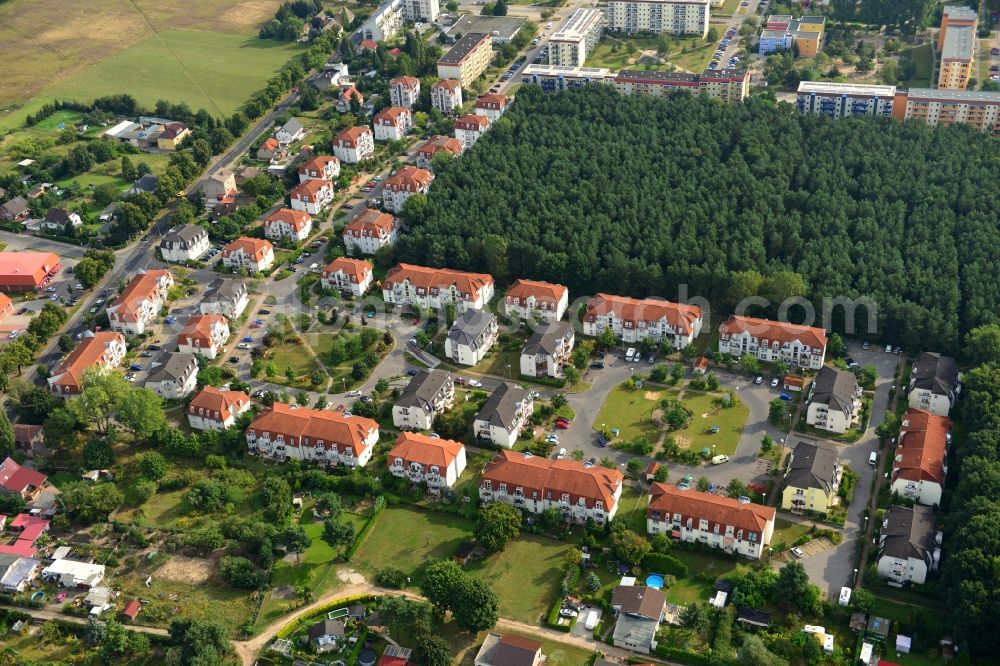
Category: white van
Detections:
[
  {"x1": 711, "y1": 454, "x2": 729, "y2": 465},
  {"x1": 625, "y1": 347, "x2": 637, "y2": 362},
  {"x1": 556, "y1": 448, "x2": 566, "y2": 459},
  {"x1": 869, "y1": 451, "x2": 878, "y2": 466}
]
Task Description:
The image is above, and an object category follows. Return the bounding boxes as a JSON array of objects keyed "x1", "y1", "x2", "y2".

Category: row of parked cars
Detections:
[{"x1": 708, "y1": 27, "x2": 740, "y2": 70}]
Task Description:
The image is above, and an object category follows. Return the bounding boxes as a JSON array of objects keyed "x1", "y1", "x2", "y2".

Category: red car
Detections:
[{"x1": 555, "y1": 420, "x2": 570, "y2": 430}]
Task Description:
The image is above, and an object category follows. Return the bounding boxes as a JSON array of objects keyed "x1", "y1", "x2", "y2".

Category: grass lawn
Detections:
[
  {"x1": 672, "y1": 390, "x2": 748, "y2": 456},
  {"x1": 901, "y1": 43, "x2": 933, "y2": 88},
  {"x1": 446, "y1": 625, "x2": 595, "y2": 666},
  {"x1": 469, "y1": 349, "x2": 522, "y2": 379},
  {"x1": 716, "y1": 0, "x2": 742, "y2": 15},
  {"x1": 670, "y1": 42, "x2": 716, "y2": 73},
  {"x1": 617, "y1": 484, "x2": 649, "y2": 534},
  {"x1": 880, "y1": 645, "x2": 950, "y2": 666},
  {"x1": 665, "y1": 576, "x2": 714, "y2": 605},
  {"x1": 268, "y1": 342, "x2": 323, "y2": 377},
  {"x1": 671, "y1": 549, "x2": 744, "y2": 579},
  {"x1": 39, "y1": 30, "x2": 301, "y2": 117},
  {"x1": 771, "y1": 518, "x2": 811, "y2": 547},
  {"x1": 117, "y1": 488, "x2": 195, "y2": 528},
  {"x1": 585, "y1": 36, "x2": 659, "y2": 70},
  {"x1": 594, "y1": 384, "x2": 661, "y2": 441}
]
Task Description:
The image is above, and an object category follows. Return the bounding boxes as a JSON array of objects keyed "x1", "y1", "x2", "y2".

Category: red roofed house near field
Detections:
[
  {"x1": 265, "y1": 207, "x2": 314, "y2": 242},
  {"x1": 388, "y1": 432, "x2": 467, "y2": 490},
  {"x1": 382, "y1": 263, "x2": 494, "y2": 312},
  {"x1": 48, "y1": 331, "x2": 127, "y2": 397},
  {"x1": 342, "y1": 208, "x2": 397, "y2": 255},
  {"x1": 583, "y1": 293, "x2": 704, "y2": 349},
  {"x1": 0, "y1": 251, "x2": 61, "y2": 292},
  {"x1": 0, "y1": 458, "x2": 46, "y2": 501},
  {"x1": 121, "y1": 599, "x2": 142, "y2": 622},
  {"x1": 107, "y1": 269, "x2": 174, "y2": 335},
  {"x1": 718, "y1": 315, "x2": 828, "y2": 370},
  {"x1": 187, "y1": 386, "x2": 252, "y2": 431},
  {"x1": 298, "y1": 155, "x2": 340, "y2": 183},
  {"x1": 503, "y1": 279, "x2": 569, "y2": 323},
  {"x1": 479, "y1": 450, "x2": 624, "y2": 524},
  {"x1": 332, "y1": 126, "x2": 375, "y2": 164},
  {"x1": 646, "y1": 482, "x2": 776, "y2": 559},
  {"x1": 246, "y1": 403, "x2": 379, "y2": 467},
  {"x1": 321, "y1": 257, "x2": 373, "y2": 298},
  {"x1": 890, "y1": 409, "x2": 951, "y2": 507},
  {"x1": 382, "y1": 166, "x2": 432, "y2": 213},
  {"x1": 222, "y1": 237, "x2": 274, "y2": 274}
]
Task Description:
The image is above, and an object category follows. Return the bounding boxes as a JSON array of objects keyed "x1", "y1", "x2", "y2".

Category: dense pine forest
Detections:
[{"x1": 397, "y1": 85, "x2": 1000, "y2": 351}]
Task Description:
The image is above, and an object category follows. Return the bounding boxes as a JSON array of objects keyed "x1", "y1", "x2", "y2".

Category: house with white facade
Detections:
[
  {"x1": 41, "y1": 559, "x2": 105, "y2": 588},
  {"x1": 890, "y1": 409, "x2": 950, "y2": 507},
  {"x1": 200, "y1": 278, "x2": 249, "y2": 320},
  {"x1": 289, "y1": 180, "x2": 334, "y2": 216},
  {"x1": 474, "y1": 383, "x2": 533, "y2": 448},
  {"x1": 415, "y1": 136, "x2": 463, "y2": 169},
  {"x1": 264, "y1": 208, "x2": 313, "y2": 243},
  {"x1": 583, "y1": 293, "x2": 703, "y2": 348},
  {"x1": 718, "y1": 315, "x2": 827, "y2": 370},
  {"x1": 646, "y1": 483, "x2": 776, "y2": 558},
  {"x1": 611, "y1": 584, "x2": 666, "y2": 655},
  {"x1": 520, "y1": 321, "x2": 574, "y2": 378},
  {"x1": 877, "y1": 505, "x2": 940, "y2": 586},
  {"x1": 177, "y1": 314, "x2": 230, "y2": 360},
  {"x1": 187, "y1": 386, "x2": 252, "y2": 431},
  {"x1": 332, "y1": 127, "x2": 375, "y2": 163},
  {"x1": 275, "y1": 118, "x2": 305, "y2": 145},
  {"x1": 382, "y1": 263, "x2": 494, "y2": 312},
  {"x1": 321, "y1": 257, "x2": 373, "y2": 297},
  {"x1": 246, "y1": 404, "x2": 379, "y2": 467},
  {"x1": 222, "y1": 237, "x2": 274, "y2": 274},
  {"x1": 342, "y1": 208, "x2": 397, "y2": 255},
  {"x1": 298, "y1": 155, "x2": 340, "y2": 183},
  {"x1": 382, "y1": 166, "x2": 433, "y2": 213},
  {"x1": 372, "y1": 107, "x2": 413, "y2": 142},
  {"x1": 392, "y1": 370, "x2": 455, "y2": 431},
  {"x1": 107, "y1": 270, "x2": 174, "y2": 336},
  {"x1": 403, "y1": 0, "x2": 439, "y2": 22},
  {"x1": 158, "y1": 224, "x2": 210, "y2": 263},
  {"x1": 387, "y1": 432, "x2": 466, "y2": 489},
  {"x1": 360, "y1": 0, "x2": 403, "y2": 41},
  {"x1": 143, "y1": 352, "x2": 198, "y2": 400},
  {"x1": 479, "y1": 450, "x2": 624, "y2": 523},
  {"x1": 806, "y1": 366, "x2": 862, "y2": 434},
  {"x1": 389, "y1": 76, "x2": 421, "y2": 108},
  {"x1": 445, "y1": 309, "x2": 498, "y2": 366},
  {"x1": 48, "y1": 332, "x2": 126, "y2": 397},
  {"x1": 474, "y1": 93, "x2": 511, "y2": 124},
  {"x1": 907, "y1": 352, "x2": 958, "y2": 417},
  {"x1": 455, "y1": 113, "x2": 490, "y2": 149},
  {"x1": 431, "y1": 79, "x2": 464, "y2": 114},
  {"x1": 504, "y1": 279, "x2": 568, "y2": 322}
]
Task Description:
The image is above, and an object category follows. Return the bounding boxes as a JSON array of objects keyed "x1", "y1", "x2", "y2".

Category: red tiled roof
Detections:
[
  {"x1": 390, "y1": 76, "x2": 419, "y2": 87},
  {"x1": 648, "y1": 482, "x2": 775, "y2": 536},
  {"x1": 417, "y1": 136, "x2": 462, "y2": 158},
  {"x1": 334, "y1": 126, "x2": 372, "y2": 148},
  {"x1": 344, "y1": 209, "x2": 395, "y2": 239},
  {"x1": 476, "y1": 93, "x2": 510, "y2": 110},
  {"x1": 360, "y1": 39, "x2": 377, "y2": 50},
  {"x1": 0, "y1": 542, "x2": 36, "y2": 557},
  {"x1": 10, "y1": 514, "x2": 47, "y2": 543},
  {"x1": 122, "y1": 599, "x2": 141, "y2": 619},
  {"x1": 694, "y1": 356, "x2": 710, "y2": 369},
  {"x1": 455, "y1": 114, "x2": 489, "y2": 131},
  {"x1": 290, "y1": 180, "x2": 332, "y2": 201},
  {"x1": 248, "y1": 403, "x2": 378, "y2": 455},
  {"x1": 784, "y1": 375, "x2": 805, "y2": 388},
  {"x1": 388, "y1": 432, "x2": 464, "y2": 470},
  {"x1": 179, "y1": 315, "x2": 228, "y2": 348},
  {"x1": 385, "y1": 166, "x2": 432, "y2": 193},
  {"x1": 188, "y1": 386, "x2": 251, "y2": 423},
  {"x1": 0, "y1": 251, "x2": 60, "y2": 290},
  {"x1": 893, "y1": 409, "x2": 950, "y2": 484},
  {"x1": 109, "y1": 270, "x2": 172, "y2": 323},
  {"x1": 481, "y1": 450, "x2": 623, "y2": 512},
  {"x1": 378, "y1": 657, "x2": 407, "y2": 666},
  {"x1": 223, "y1": 237, "x2": 273, "y2": 262},
  {"x1": 719, "y1": 315, "x2": 827, "y2": 350},
  {"x1": 266, "y1": 208, "x2": 312, "y2": 232},
  {"x1": 261, "y1": 137, "x2": 279, "y2": 151},
  {"x1": 585, "y1": 293, "x2": 703, "y2": 336},
  {"x1": 50, "y1": 331, "x2": 125, "y2": 393},
  {"x1": 505, "y1": 279, "x2": 567, "y2": 307},
  {"x1": 433, "y1": 78, "x2": 462, "y2": 90},
  {"x1": 384, "y1": 263, "x2": 493, "y2": 302},
  {"x1": 298, "y1": 155, "x2": 339, "y2": 176},
  {"x1": 374, "y1": 107, "x2": 411, "y2": 127},
  {"x1": 324, "y1": 257, "x2": 372, "y2": 283}
]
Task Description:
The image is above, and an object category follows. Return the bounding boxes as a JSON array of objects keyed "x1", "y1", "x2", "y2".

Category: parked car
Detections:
[
  {"x1": 237, "y1": 343, "x2": 251, "y2": 350},
  {"x1": 164, "y1": 316, "x2": 176, "y2": 324},
  {"x1": 555, "y1": 420, "x2": 570, "y2": 430},
  {"x1": 228, "y1": 356, "x2": 239, "y2": 364},
  {"x1": 347, "y1": 390, "x2": 362, "y2": 397},
  {"x1": 862, "y1": 340, "x2": 870, "y2": 350},
  {"x1": 779, "y1": 392, "x2": 792, "y2": 401},
  {"x1": 406, "y1": 368, "x2": 419, "y2": 376},
  {"x1": 8, "y1": 330, "x2": 19, "y2": 339},
  {"x1": 885, "y1": 344, "x2": 893, "y2": 353},
  {"x1": 590, "y1": 362, "x2": 605, "y2": 369},
  {"x1": 770, "y1": 378, "x2": 780, "y2": 388},
  {"x1": 754, "y1": 376, "x2": 763, "y2": 384},
  {"x1": 129, "y1": 364, "x2": 143, "y2": 371},
  {"x1": 468, "y1": 379, "x2": 482, "y2": 388},
  {"x1": 791, "y1": 547, "x2": 805, "y2": 559}
]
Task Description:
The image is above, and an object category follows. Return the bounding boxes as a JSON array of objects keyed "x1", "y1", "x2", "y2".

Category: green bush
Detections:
[
  {"x1": 641, "y1": 552, "x2": 689, "y2": 578},
  {"x1": 545, "y1": 597, "x2": 572, "y2": 632},
  {"x1": 344, "y1": 495, "x2": 386, "y2": 561}
]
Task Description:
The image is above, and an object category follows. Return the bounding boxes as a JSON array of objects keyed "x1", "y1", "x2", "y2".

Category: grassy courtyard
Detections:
[
  {"x1": 594, "y1": 384, "x2": 662, "y2": 441},
  {"x1": 352, "y1": 506, "x2": 476, "y2": 580}
]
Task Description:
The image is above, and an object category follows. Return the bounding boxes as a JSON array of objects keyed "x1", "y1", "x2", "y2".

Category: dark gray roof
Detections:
[
  {"x1": 160, "y1": 224, "x2": 207, "y2": 250},
  {"x1": 44, "y1": 208, "x2": 71, "y2": 224},
  {"x1": 493, "y1": 634, "x2": 541, "y2": 666},
  {"x1": 307, "y1": 618, "x2": 345, "y2": 641},
  {"x1": 522, "y1": 321, "x2": 573, "y2": 357},
  {"x1": 133, "y1": 174, "x2": 159, "y2": 193},
  {"x1": 785, "y1": 439, "x2": 839, "y2": 493},
  {"x1": 204, "y1": 277, "x2": 247, "y2": 302},
  {"x1": 447, "y1": 309, "x2": 496, "y2": 347},
  {"x1": 476, "y1": 383, "x2": 529, "y2": 428},
  {"x1": 1, "y1": 196, "x2": 28, "y2": 215},
  {"x1": 880, "y1": 504, "x2": 936, "y2": 562},
  {"x1": 439, "y1": 32, "x2": 491, "y2": 65},
  {"x1": 396, "y1": 369, "x2": 452, "y2": 410},
  {"x1": 281, "y1": 118, "x2": 305, "y2": 136},
  {"x1": 736, "y1": 606, "x2": 771, "y2": 627},
  {"x1": 811, "y1": 366, "x2": 858, "y2": 414},
  {"x1": 145, "y1": 352, "x2": 198, "y2": 384},
  {"x1": 910, "y1": 352, "x2": 958, "y2": 397}
]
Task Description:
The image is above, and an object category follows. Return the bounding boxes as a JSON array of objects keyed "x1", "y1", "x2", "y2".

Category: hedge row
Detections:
[
  {"x1": 345, "y1": 495, "x2": 385, "y2": 561},
  {"x1": 545, "y1": 597, "x2": 572, "y2": 633},
  {"x1": 654, "y1": 644, "x2": 714, "y2": 665},
  {"x1": 274, "y1": 594, "x2": 375, "y2": 640},
  {"x1": 641, "y1": 552, "x2": 689, "y2": 578}
]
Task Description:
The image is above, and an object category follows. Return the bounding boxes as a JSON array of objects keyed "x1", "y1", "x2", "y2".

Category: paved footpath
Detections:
[{"x1": 0, "y1": 603, "x2": 169, "y2": 637}]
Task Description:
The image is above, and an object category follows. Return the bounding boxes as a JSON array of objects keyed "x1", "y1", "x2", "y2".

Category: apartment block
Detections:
[
  {"x1": 382, "y1": 263, "x2": 494, "y2": 312},
  {"x1": 614, "y1": 68, "x2": 749, "y2": 103},
  {"x1": 583, "y1": 293, "x2": 703, "y2": 348},
  {"x1": 938, "y1": 25, "x2": 975, "y2": 89},
  {"x1": 548, "y1": 9, "x2": 605, "y2": 67},
  {"x1": 796, "y1": 81, "x2": 896, "y2": 118},
  {"x1": 759, "y1": 15, "x2": 825, "y2": 56},
  {"x1": 389, "y1": 76, "x2": 421, "y2": 108},
  {"x1": 605, "y1": 0, "x2": 710, "y2": 38},
  {"x1": 431, "y1": 79, "x2": 464, "y2": 115},
  {"x1": 454, "y1": 113, "x2": 490, "y2": 149},
  {"x1": 403, "y1": 0, "x2": 439, "y2": 21},
  {"x1": 361, "y1": 0, "x2": 404, "y2": 41},
  {"x1": 938, "y1": 6, "x2": 977, "y2": 50},
  {"x1": 520, "y1": 65, "x2": 611, "y2": 91},
  {"x1": 718, "y1": 315, "x2": 827, "y2": 370},
  {"x1": 438, "y1": 32, "x2": 493, "y2": 88},
  {"x1": 247, "y1": 404, "x2": 379, "y2": 468},
  {"x1": 343, "y1": 208, "x2": 397, "y2": 255},
  {"x1": 893, "y1": 88, "x2": 1000, "y2": 134}
]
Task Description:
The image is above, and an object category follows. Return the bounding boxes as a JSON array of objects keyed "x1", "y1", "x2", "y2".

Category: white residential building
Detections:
[
  {"x1": 805, "y1": 366, "x2": 862, "y2": 434},
  {"x1": 298, "y1": 155, "x2": 340, "y2": 183},
  {"x1": 583, "y1": 293, "x2": 703, "y2": 348},
  {"x1": 246, "y1": 404, "x2": 379, "y2": 468},
  {"x1": 890, "y1": 409, "x2": 950, "y2": 507},
  {"x1": 392, "y1": 370, "x2": 455, "y2": 430},
  {"x1": 520, "y1": 322, "x2": 574, "y2": 378},
  {"x1": 342, "y1": 208, "x2": 397, "y2": 255},
  {"x1": 177, "y1": 314, "x2": 230, "y2": 360},
  {"x1": 382, "y1": 263, "x2": 495, "y2": 312},
  {"x1": 383, "y1": 165, "x2": 433, "y2": 213},
  {"x1": 877, "y1": 505, "x2": 940, "y2": 586},
  {"x1": 187, "y1": 387, "x2": 252, "y2": 431},
  {"x1": 907, "y1": 352, "x2": 959, "y2": 417},
  {"x1": 200, "y1": 278, "x2": 249, "y2": 320},
  {"x1": 474, "y1": 93, "x2": 510, "y2": 125},
  {"x1": 548, "y1": 9, "x2": 605, "y2": 67},
  {"x1": 605, "y1": 0, "x2": 710, "y2": 38},
  {"x1": 158, "y1": 224, "x2": 209, "y2": 263},
  {"x1": 387, "y1": 432, "x2": 466, "y2": 489},
  {"x1": 454, "y1": 114, "x2": 490, "y2": 149},
  {"x1": 474, "y1": 383, "x2": 533, "y2": 448},
  {"x1": 41, "y1": 559, "x2": 105, "y2": 588},
  {"x1": 361, "y1": 0, "x2": 404, "y2": 41},
  {"x1": 717, "y1": 315, "x2": 827, "y2": 370},
  {"x1": 321, "y1": 257, "x2": 374, "y2": 297},
  {"x1": 143, "y1": 352, "x2": 198, "y2": 400},
  {"x1": 402, "y1": 0, "x2": 439, "y2": 21},
  {"x1": 221, "y1": 237, "x2": 274, "y2": 274},
  {"x1": 265, "y1": 208, "x2": 313, "y2": 242},
  {"x1": 389, "y1": 76, "x2": 421, "y2": 108},
  {"x1": 373, "y1": 107, "x2": 413, "y2": 142},
  {"x1": 431, "y1": 79, "x2": 464, "y2": 115},
  {"x1": 445, "y1": 309, "x2": 498, "y2": 366},
  {"x1": 289, "y1": 180, "x2": 334, "y2": 216},
  {"x1": 107, "y1": 270, "x2": 174, "y2": 336},
  {"x1": 48, "y1": 332, "x2": 127, "y2": 397},
  {"x1": 504, "y1": 279, "x2": 568, "y2": 322},
  {"x1": 332, "y1": 126, "x2": 375, "y2": 164},
  {"x1": 275, "y1": 118, "x2": 305, "y2": 145}
]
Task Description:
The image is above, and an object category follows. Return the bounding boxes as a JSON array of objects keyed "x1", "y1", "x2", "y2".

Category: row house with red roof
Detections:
[
  {"x1": 290, "y1": 180, "x2": 334, "y2": 216},
  {"x1": 479, "y1": 451, "x2": 624, "y2": 523},
  {"x1": 389, "y1": 76, "x2": 421, "y2": 108},
  {"x1": 177, "y1": 314, "x2": 230, "y2": 360},
  {"x1": 890, "y1": 409, "x2": 950, "y2": 507},
  {"x1": 646, "y1": 483, "x2": 776, "y2": 559},
  {"x1": 372, "y1": 107, "x2": 413, "y2": 142},
  {"x1": 503, "y1": 279, "x2": 568, "y2": 322},
  {"x1": 222, "y1": 237, "x2": 274, "y2": 274},
  {"x1": 107, "y1": 270, "x2": 174, "y2": 336},
  {"x1": 298, "y1": 155, "x2": 340, "y2": 183},
  {"x1": 383, "y1": 166, "x2": 433, "y2": 213},
  {"x1": 322, "y1": 257, "x2": 374, "y2": 297},
  {"x1": 265, "y1": 208, "x2": 313, "y2": 242},
  {"x1": 382, "y1": 263, "x2": 494, "y2": 312},
  {"x1": 48, "y1": 331, "x2": 127, "y2": 397},
  {"x1": 333, "y1": 126, "x2": 375, "y2": 164},
  {"x1": 583, "y1": 293, "x2": 703, "y2": 348},
  {"x1": 343, "y1": 208, "x2": 397, "y2": 255},
  {"x1": 246, "y1": 404, "x2": 379, "y2": 467},
  {"x1": 718, "y1": 315, "x2": 827, "y2": 369},
  {"x1": 187, "y1": 386, "x2": 252, "y2": 431},
  {"x1": 387, "y1": 432, "x2": 467, "y2": 489}
]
